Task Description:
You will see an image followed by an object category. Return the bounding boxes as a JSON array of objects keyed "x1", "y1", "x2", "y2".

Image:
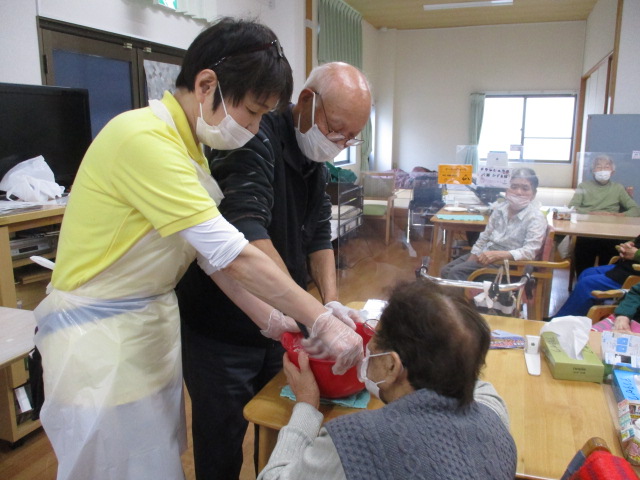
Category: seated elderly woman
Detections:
[
  {"x1": 554, "y1": 234, "x2": 640, "y2": 318},
  {"x1": 257, "y1": 280, "x2": 517, "y2": 480},
  {"x1": 569, "y1": 154, "x2": 640, "y2": 275},
  {"x1": 440, "y1": 167, "x2": 547, "y2": 281}
]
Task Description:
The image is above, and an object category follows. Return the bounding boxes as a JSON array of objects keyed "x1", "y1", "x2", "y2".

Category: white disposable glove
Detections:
[
  {"x1": 310, "y1": 309, "x2": 363, "y2": 375},
  {"x1": 300, "y1": 336, "x2": 331, "y2": 358},
  {"x1": 260, "y1": 310, "x2": 298, "y2": 341},
  {"x1": 324, "y1": 301, "x2": 365, "y2": 330}
]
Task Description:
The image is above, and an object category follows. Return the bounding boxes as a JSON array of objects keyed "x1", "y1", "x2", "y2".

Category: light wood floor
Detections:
[{"x1": 0, "y1": 218, "x2": 568, "y2": 479}]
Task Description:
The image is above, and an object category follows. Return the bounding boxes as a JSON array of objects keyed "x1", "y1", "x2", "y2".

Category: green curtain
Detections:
[
  {"x1": 466, "y1": 93, "x2": 485, "y2": 172},
  {"x1": 318, "y1": 0, "x2": 371, "y2": 170}
]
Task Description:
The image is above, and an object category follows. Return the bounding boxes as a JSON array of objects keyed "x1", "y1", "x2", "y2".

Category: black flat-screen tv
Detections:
[{"x1": 0, "y1": 82, "x2": 92, "y2": 192}]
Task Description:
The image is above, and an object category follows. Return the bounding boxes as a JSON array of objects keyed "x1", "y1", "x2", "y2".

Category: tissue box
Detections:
[
  {"x1": 613, "y1": 369, "x2": 640, "y2": 421},
  {"x1": 540, "y1": 332, "x2": 604, "y2": 383},
  {"x1": 552, "y1": 207, "x2": 574, "y2": 220}
]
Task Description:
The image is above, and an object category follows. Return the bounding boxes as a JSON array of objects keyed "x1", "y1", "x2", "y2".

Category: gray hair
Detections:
[
  {"x1": 591, "y1": 154, "x2": 615, "y2": 171},
  {"x1": 510, "y1": 167, "x2": 539, "y2": 192}
]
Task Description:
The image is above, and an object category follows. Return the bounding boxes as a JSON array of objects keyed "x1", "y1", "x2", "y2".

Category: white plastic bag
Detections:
[{"x1": 0, "y1": 156, "x2": 65, "y2": 201}]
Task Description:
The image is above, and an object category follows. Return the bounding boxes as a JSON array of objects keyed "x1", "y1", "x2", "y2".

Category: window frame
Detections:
[
  {"x1": 38, "y1": 18, "x2": 185, "y2": 110},
  {"x1": 479, "y1": 93, "x2": 578, "y2": 164},
  {"x1": 333, "y1": 145, "x2": 355, "y2": 166}
]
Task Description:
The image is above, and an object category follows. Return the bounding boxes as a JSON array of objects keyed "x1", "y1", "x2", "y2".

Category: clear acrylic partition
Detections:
[
  {"x1": 577, "y1": 151, "x2": 634, "y2": 188},
  {"x1": 319, "y1": 148, "x2": 511, "y2": 314},
  {"x1": 319, "y1": 157, "x2": 473, "y2": 314}
]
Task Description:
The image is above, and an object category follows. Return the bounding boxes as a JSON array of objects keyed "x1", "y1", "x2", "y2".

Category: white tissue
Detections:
[{"x1": 539, "y1": 316, "x2": 591, "y2": 360}]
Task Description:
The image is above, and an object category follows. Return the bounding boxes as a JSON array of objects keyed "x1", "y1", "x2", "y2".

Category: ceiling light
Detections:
[{"x1": 424, "y1": 0, "x2": 513, "y2": 11}]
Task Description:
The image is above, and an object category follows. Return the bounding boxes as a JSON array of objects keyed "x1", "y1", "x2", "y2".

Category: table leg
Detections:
[
  {"x1": 429, "y1": 224, "x2": 445, "y2": 276},
  {"x1": 256, "y1": 425, "x2": 279, "y2": 472}
]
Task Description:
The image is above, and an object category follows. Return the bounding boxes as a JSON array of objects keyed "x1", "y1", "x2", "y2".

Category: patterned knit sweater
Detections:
[{"x1": 325, "y1": 388, "x2": 517, "y2": 480}]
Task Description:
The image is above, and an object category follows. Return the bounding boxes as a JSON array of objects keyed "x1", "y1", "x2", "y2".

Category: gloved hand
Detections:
[
  {"x1": 311, "y1": 309, "x2": 363, "y2": 375},
  {"x1": 324, "y1": 301, "x2": 365, "y2": 330},
  {"x1": 260, "y1": 310, "x2": 298, "y2": 341},
  {"x1": 300, "y1": 336, "x2": 331, "y2": 359}
]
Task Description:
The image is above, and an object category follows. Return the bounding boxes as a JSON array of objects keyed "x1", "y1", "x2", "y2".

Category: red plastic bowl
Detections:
[{"x1": 282, "y1": 322, "x2": 373, "y2": 399}]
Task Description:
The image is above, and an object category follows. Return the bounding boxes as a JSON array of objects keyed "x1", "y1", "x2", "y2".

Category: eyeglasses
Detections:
[
  {"x1": 211, "y1": 39, "x2": 285, "y2": 69},
  {"x1": 313, "y1": 91, "x2": 364, "y2": 147}
]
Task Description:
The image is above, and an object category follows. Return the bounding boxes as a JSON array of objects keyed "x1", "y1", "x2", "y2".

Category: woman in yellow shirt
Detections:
[{"x1": 35, "y1": 18, "x2": 361, "y2": 480}]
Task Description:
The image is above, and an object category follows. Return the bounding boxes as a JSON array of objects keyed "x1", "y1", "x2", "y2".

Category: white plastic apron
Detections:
[{"x1": 35, "y1": 100, "x2": 221, "y2": 480}]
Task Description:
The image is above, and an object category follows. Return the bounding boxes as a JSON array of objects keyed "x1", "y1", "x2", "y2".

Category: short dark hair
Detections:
[
  {"x1": 175, "y1": 17, "x2": 292, "y2": 112},
  {"x1": 510, "y1": 167, "x2": 539, "y2": 192},
  {"x1": 375, "y1": 279, "x2": 491, "y2": 408}
]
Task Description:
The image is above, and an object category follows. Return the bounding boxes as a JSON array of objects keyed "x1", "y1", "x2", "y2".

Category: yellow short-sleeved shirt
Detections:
[{"x1": 52, "y1": 92, "x2": 219, "y2": 291}]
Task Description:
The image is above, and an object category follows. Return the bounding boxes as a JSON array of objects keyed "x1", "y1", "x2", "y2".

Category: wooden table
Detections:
[
  {"x1": 244, "y1": 314, "x2": 624, "y2": 479},
  {"x1": 427, "y1": 208, "x2": 488, "y2": 276},
  {"x1": 0, "y1": 204, "x2": 65, "y2": 307},
  {"x1": 0, "y1": 307, "x2": 40, "y2": 444},
  {"x1": 427, "y1": 209, "x2": 640, "y2": 277},
  {"x1": 553, "y1": 214, "x2": 640, "y2": 239}
]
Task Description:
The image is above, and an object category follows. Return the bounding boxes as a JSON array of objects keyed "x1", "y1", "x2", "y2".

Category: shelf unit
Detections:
[
  {"x1": 0, "y1": 307, "x2": 40, "y2": 446},
  {"x1": 0, "y1": 205, "x2": 64, "y2": 309},
  {"x1": 0, "y1": 206, "x2": 64, "y2": 445}
]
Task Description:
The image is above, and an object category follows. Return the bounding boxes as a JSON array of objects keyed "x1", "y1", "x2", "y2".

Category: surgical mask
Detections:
[
  {"x1": 506, "y1": 192, "x2": 531, "y2": 211},
  {"x1": 196, "y1": 83, "x2": 254, "y2": 150},
  {"x1": 594, "y1": 170, "x2": 612, "y2": 183},
  {"x1": 294, "y1": 92, "x2": 343, "y2": 163},
  {"x1": 358, "y1": 346, "x2": 392, "y2": 399}
]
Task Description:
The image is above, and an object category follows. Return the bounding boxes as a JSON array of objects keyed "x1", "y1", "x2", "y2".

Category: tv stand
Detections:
[{"x1": 0, "y1": 205, "x2": 65, "y2": 308}]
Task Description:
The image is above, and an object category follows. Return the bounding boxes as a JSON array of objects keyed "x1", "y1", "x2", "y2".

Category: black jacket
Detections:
[{"x1": 176, "y1": 106, "x2": 332, "y2": 347}]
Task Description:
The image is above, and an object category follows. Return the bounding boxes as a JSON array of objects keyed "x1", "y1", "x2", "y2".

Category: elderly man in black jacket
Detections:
[{"x1": 176, "y1": 62, "x2": 372, "y2": 480}]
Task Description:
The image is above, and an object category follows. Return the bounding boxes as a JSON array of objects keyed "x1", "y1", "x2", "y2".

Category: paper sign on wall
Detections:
[
  {"x1": 437, "y1": 164, "x2": 473, "y2": 185},
  {"x1": 632, "y1": 151, "x2": 640, "y2": 160},
  {"x1": 477, "y1": 166, "x2": 512, "y2": 188}
]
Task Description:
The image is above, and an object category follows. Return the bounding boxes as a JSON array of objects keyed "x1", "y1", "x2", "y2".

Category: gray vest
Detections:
[{"x1": 325, "y1": 388, "x2": 516, "y2": 480}]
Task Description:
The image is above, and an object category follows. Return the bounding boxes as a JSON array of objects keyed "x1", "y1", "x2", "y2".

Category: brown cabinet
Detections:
[
  {"x1": 0, "y1": 307, "x2": 40, "y2": 445},
  {"x1": 0, "y1": 205, "x2": 64, "y2": 309}
]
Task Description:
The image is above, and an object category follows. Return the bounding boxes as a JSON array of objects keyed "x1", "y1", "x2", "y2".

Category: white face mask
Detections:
[
  {"x1": 358, "y1": 346, "x2": 392, "y2": 399},
  {"x1": 594, "y1": 170, "x2": 612, "y2": 183},
  {"x1": 196, "y1": 83, "x2": 254, "y2": 150},
  {"x1": 294, "y1": 92, "x2": 343, "y2": 163},
  {"x1": 505, "y1": 191, "x2": 531, "y2": 212}
]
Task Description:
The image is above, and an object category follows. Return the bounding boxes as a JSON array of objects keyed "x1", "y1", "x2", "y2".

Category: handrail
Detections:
[{"x1": 417, "y1": 265, "x2": 532, "y2": 293}]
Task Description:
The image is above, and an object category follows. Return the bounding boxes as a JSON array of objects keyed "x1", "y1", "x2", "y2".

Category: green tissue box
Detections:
[{"x1": 540, "y1": 332, "x2": 604, "y2": 383}]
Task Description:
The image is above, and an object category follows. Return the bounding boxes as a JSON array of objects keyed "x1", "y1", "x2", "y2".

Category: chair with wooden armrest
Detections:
[
  {"x1": 361, "y1": 171, "x2": 396, "y2": 245},
  {"x1": 467, "y1": 221, "x2": 570, "y2": 320},
  {"x1": 586, "y1": 263, "x2": 640, "y2": 324}
]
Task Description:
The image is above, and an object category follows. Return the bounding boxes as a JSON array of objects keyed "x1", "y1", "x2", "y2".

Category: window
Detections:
[
  {"x1": 39, "y1": 19, "x2": 184, "y2": 138},
  {"x1": 478, "y1": 94, "x2": 576, "y2": 163},
  {"x1": 333, "y1": 146, "x2": 355, "y2": 166}
]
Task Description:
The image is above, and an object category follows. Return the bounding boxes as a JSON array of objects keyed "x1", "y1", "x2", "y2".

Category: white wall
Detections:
[
  {"x1": 613, "y1": 0, "x2": 640, "y2": 113},
  {"x1": 0, "y1": 0, "x2": 306, "y2": 94},
  {"x1": 367, "y1": 21, "x2": 586, "y2": 187},
  {"x1": 0, "y1": 0, "x2": 41, "y2": 84},
  {"x1": 583, "y1": 0, "x2": 617, "y2": 74}
]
